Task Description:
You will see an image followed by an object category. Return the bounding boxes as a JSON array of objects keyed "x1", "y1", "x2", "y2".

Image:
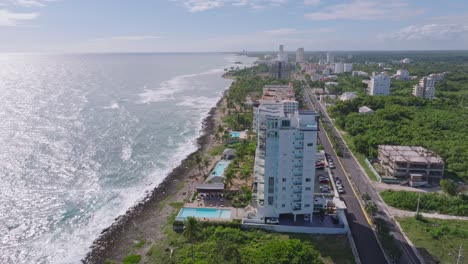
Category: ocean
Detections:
[{"x1": 0, "y1": 53, "x2": 256, "y2": 263}]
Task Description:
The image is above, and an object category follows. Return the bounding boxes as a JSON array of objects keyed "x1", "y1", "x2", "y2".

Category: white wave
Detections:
[{"x1": 103, "y1": 100, "x2": 119, "y2": 109}]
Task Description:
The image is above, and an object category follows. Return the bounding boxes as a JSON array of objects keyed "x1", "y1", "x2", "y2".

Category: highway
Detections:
[{"x1": 302, "y1": 84, "x2": 422, "y2": 264}]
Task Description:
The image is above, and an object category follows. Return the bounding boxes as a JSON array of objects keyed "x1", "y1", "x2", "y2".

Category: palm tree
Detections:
[
  {"x1": 223, "y1": 166, "x2": 236, "y2": 189},
  {"x1": 183, "y1": 216, "x2": 200, "y2": 262},
  {"x1": 240, "y1": 164, "x2": 251, "y2": 185}
]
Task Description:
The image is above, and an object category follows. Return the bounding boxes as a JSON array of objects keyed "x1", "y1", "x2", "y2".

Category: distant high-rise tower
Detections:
[
  {"x1": 296, "y1": 47, "x2": 304, "y2": 63},
  {"x1": 369, "y1": 72, "x2": 391, "y2": 96},
  {"x1": 277, "y1": 44, "x2": 288, "y2": 63},
  {"x1": 271, "y1": 61, "x2": 290, "y2": 80},
  {"x1": 326, "y1": 52, "x2": 334, "y2": 64}
]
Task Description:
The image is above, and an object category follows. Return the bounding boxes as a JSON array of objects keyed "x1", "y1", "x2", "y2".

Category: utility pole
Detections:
[
  {"x1": 456, "y1": 243, "x2": 463, "y2": 264},
  {"x1": 416, "y1": 193, "x2": 421, "y2": 215}
]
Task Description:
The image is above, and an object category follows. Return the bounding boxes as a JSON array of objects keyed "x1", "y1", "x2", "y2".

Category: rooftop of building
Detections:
[
  {"x1": 378, "y1": 145, "x2": 444, "y2": 164},
  {"x1": 262, "y1": 84, "x2": 295, "y2": 101}
]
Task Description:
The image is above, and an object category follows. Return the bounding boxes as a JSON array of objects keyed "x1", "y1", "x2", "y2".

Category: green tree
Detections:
[
  {"x1": 223, "y1": 165, "x2": 236, "y2": 188},
  {"x1": 365, "y1": 201, "x2": 378, "y2": 219},
  {"x1": 240, "y1": 163, "x2": 251, "y2": 185},
  {"x1": 440, "y1": 179, "x2": 457, "y2": 196},
  {"x1": 183, "y1": 217, "x2": 200, "y2": 263}
]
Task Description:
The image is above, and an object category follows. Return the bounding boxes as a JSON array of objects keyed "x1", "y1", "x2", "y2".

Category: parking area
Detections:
[{"x1": 277, "y1": 213, "x2": 344, "y2": 228}]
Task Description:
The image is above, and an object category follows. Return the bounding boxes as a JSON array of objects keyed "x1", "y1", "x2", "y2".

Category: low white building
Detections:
[
  {"x1": 369, "y1": 72, "x2": 391, "y2": 96},
  {"x1": 394, "y1": 69, "x2": 410, "y2": 80},
  {"x1": 400, "y1": 58, "x2": 411, "y2": 64},
  {"x1": 340, "y1": 92, "x2": 358, "y2": 101},
  {"x1": 352, "y1": 71, "x2": 369, "y2": 77},
  {"x1": 359, "y1": 106, "x2": 374, "y2": 114}
]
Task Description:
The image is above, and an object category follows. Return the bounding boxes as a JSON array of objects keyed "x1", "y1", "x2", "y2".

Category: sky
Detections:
[{"x1": 0, "y1": 0, "x2": 468, "y2": 52}]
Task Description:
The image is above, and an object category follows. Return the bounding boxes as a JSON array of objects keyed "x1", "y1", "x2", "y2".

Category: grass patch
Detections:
[
  {"x1": 381, "y1": 190, "x2": 468, "y2": 216},
  {"x1": 397, "y1": 217, "x2": 468, "y2": 264},
  {"x1": 342, "y1": 133, "x2": 378, "y2": 182},
  {"x1": 295, "y1": 234, "x2": 356, "y2": 264},
  {"x1": 209, "y1": 145, "x2": 225, "y2": 156},
  {"x1": 123, "y1": 254, "x2": 141, "y2": 264},
  {"x1": 134, "y1": 240, "x2": 145, "y2": 249}
]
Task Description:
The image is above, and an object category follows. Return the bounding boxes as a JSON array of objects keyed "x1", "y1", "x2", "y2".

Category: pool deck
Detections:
[{"x1": 183, "y1": 194, "x2": 247, "y2": 221}]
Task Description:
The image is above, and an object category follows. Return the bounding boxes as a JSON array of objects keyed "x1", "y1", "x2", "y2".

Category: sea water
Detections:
[{"x1": 0, "y1": 53, "x2": 256, "y2": 263}]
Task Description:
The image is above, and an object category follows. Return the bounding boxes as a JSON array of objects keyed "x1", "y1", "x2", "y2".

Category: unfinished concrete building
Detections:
[{"x1": 378, "y1": 145, "x2": 444, "y2": 184}]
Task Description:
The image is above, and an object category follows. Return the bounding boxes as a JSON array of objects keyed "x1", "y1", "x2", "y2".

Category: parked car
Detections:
[
  {"x1": 338, "y1": 186, "x2": 345, "y2": 194},
  {"x1": 266, "y1": 218, "x2": 279, "y2": 224},
  {"x1": 329, "y1": 163, "x2": 336, "y2": 169},
  {"x1": 319, "y1": 179, "x2": 329, "y2": 184},
  {"x1": 304, "y1": 214, "x2": 310, "y2": 221}
]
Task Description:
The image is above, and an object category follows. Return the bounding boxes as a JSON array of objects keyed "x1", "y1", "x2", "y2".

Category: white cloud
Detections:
[
  {"x1": 378, "y1": 24, "x2": 468, "y2": 41},
  {"x1": 305, "y1": 0, "x2": 424, "y2": 21},
  {"x1": 173, "y1": 0, "x2": 288, "y2": 12},
  {"x1": 0, "y1": 9, "x2": 39, "y2": 26},
  {"x1": 263, "y1": 27, "x2": 334, "y2": 35},
  {"x1": 303, "y1": 0, "x2": 319, "y2": 6},
  {"x1": 93, "y1": 35, "x2": 162, "y2": 42},
  {"x1": 0, "y1": 0, "x2": 57, "y2": 7}
]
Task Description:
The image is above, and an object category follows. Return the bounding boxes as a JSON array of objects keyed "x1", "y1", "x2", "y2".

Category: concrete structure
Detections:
[
  {"x1": 358, "y1": 106, "x2": 374, "y2": 114},
  {"x1": 334, "y1": 62, "x2": 344, "y2": 74},
  {"x1": 254, "y1": 95, "x2": 319, "y2": 221},
  {"x1": 271, "y1": 61, "x2": 290, "y2": 80},
  {"x1": 429, "y1": 73, "x2": 445, "y2": 82},
  {"x1": 413, "y1": 76, "x2": 435, "y2": 99},
  {"x1": 343, "y1": 63, "x2": 353, "y2": 73},
  {"x1": 378, "y1": 145, "x2": 444, "y2": 184},
  {"x1": 368, "y1": 72, "x2": 391, "y2": 96},
  {"x1": 296, "y1": 47, "x2": 304, "y2": 63},
  {"x1": 395, "y1": 69, "x2": 410, "y2": 80}
]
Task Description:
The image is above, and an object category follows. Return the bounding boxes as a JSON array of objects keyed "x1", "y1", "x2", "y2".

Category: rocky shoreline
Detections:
[{"x1": 82, "y1": 95, "x2": 225, "y2": 263}]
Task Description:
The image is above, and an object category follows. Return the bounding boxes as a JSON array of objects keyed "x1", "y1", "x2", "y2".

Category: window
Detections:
[
  {"x1": 282, "y1": 204, "x2": 286, "y2": 208},
  {"x1": 268, "y1": 197, "x2": 274, "y2": 205},
  {"x1": 307, "y1": 143, "x2": 314, "y2": 146},
  {"x1": 282, "y1": 178, "x2": 286, "y2": 182},
  {"x1": 305, "y1": 178, "x2": 311, "y2": 182},
  {"x1": 281, "y1": 120, "x2": 290, "y2": 127},
  {"x1": 304, "y1": 204, "x2": 310, "y2": 208},
  {"x1": 282, "y1": 187, "x2": 286, "y2": 190},
  {"x1": 305, "y1": 187, "x2": 311, "y2": 190}
]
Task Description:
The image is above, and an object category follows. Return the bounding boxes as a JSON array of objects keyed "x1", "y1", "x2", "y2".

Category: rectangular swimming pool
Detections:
[
  {"x1": 176, "y1": 208, "x2": 231, "y2": 221},
  {"x1": 230, "y1": 131, "x2": 241, "y2": 138},
  {"x1": 211, "y1": 160, "x2": 230, "y2": 177}
]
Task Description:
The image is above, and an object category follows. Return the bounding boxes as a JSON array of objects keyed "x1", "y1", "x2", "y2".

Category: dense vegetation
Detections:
[
  {"x1": 172, "y1": 225, "x2": 323, "y2": 264},
  {"x1": 381, "y1": 190, "x2": 468, "y2": 216},
  {"x1": 398, "y1": 217, "x2": 468, "y2": 264},
  {"x1": 328, "y1": 68, "x2": 468, "y2": 181}
]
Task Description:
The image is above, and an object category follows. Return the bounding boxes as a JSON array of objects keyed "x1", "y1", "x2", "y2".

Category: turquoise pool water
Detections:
[
  {"x1": 230, "y1": 131, "x2": 241, "y2": 138},
  {"x1": 211, "y1": 160, "x2": 230, "y2": 176},
  {"x1": 176, "y1": 208, "x2": 231, "y2": 220}
]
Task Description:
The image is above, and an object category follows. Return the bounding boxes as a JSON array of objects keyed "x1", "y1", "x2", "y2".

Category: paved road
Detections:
[
  {"x1": 303, "y1": 87, "x2": 422, "y2": 264},
  {"x1": 301, "y1": 87, "x2": 388, "y2": 264}
]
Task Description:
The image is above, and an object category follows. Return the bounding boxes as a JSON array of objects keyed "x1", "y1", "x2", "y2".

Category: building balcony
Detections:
[
  {"x1": 294, "y1": 144, "x2": 303, "y2": 149},
  {"x1": 293, "y1": 163, "x2": 302, "y2": 168},
  {"x1": 293, "y1": 181, "x2": 302, "y2": 186},
  {"x1": 293, "y1": 171, "x2": 303, "y2": 176},
  {"x1": 294, "y1": 153, "x2": 303, "y2": 159},
  {"x1": 292, "y1": 197, "x2": 302, "y2": 202},
  {"x1": 295, "y1": 135, "x2": 304, "y2": 140},
  {"x1": 293, "y1": 189, "x2": 302, "y2": 194}
]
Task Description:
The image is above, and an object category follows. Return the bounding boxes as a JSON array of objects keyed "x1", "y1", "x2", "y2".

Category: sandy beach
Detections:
[{"x1": 82, "y1": 95, "x2": 227, "y2": 263}]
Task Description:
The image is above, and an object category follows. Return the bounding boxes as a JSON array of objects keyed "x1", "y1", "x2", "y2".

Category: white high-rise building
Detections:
[
  {"x1": 344, "y1": 63, "x2": 353, "y2": 72},
  {"x1": 334, "y1": 62, "x2": 344, "y2": 74},
  {"x1": 296, "y1": 47, "x2": 304, "y2": 63},
  {"x1": 254, "y1": 109, "x2": 318, "y2": 221},
  {"x1": 395, "y1": 69, "x2": 410, "y2": 80},
  {"x1": 369, "y1": 72, "x2": 391, "y2": 96},
  {"x1": 277, "y1": 44, "x2": 288, "y2": 63},
  {"x1": 413, "y1": 77, "x2": 435, "y2": 99},
  {"x1": 326, "y1": 52, "x2": 334, "y2": 64}
]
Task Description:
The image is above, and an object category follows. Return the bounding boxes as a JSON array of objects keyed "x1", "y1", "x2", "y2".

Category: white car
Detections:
[
  {"x1": 266, "y1": 218, "x2": 279, "y2": 224},
  {"x1": 338, "y1": 186, "x2": 345, "y2": 194},
  {"x1": 304, "y1": 215, "x2": 310, "y2": 221}
]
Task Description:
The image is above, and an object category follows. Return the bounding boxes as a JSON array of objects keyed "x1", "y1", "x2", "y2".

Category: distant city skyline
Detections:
[{"x1": 1, "y1": 0, "x2": 468, "y2": 52}]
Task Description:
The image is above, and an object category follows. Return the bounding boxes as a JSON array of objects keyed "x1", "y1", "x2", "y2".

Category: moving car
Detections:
[{"x1": 338, "y1": 186, "x2": 345, "y2": 194}]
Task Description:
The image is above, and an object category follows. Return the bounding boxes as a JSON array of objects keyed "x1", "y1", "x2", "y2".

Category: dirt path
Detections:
[{"x1": 388, "y1": 206, "x2": 468, "y2": 220}]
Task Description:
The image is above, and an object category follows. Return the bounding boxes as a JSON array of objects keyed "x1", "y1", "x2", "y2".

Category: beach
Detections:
[{"x1": 83, "y1": 93, "x2": 228, "y2": 263}]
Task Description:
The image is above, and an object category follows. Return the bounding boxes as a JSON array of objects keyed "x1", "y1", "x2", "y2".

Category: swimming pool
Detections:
[
  {"x1": 211, "y1": 160, "x2": 230, "y2": 176},
  {"x1": 230, "y1": 131, "x2": 241, "y2": 138},
  {"x1": 176, "y1": 208, "x2": 231, "y2": 221}
]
